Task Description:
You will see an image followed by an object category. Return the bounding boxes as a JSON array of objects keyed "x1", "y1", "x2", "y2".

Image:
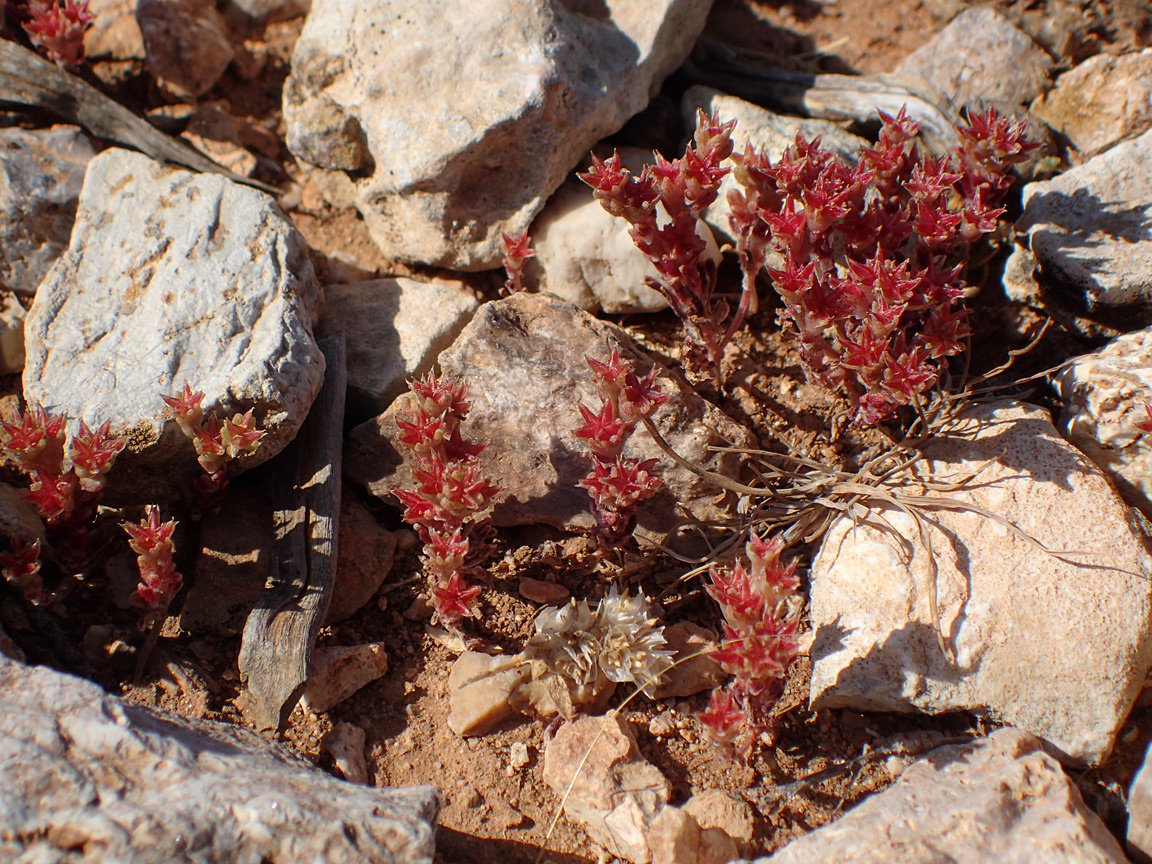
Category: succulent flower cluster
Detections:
[
  {"x1": 523, "y1": 587, "x2": 673, "y2": 715},
  {"x1": 500, "y1": 229, "x2": 534, "y2": 296},
  {"x1": 10, "y1": 0, "x2": 93, "y2": 68},
  {"x1": 162, "y1": 384, "x2": 265, "y2": 508},
  {"x1": 122, "y1": 504, "x2": 180, "y2": 615},
  {"x1": 0, "y1": 537, "x2": 42, "y2": 604},
  {"x1": 0, "y1": 406, "x2": 124, "y2": 559},
  {"x1": 572, "y1": 344, "x2": 668, "y2": 556},
  {"x1": 394, "y1": 372, "x2": 499, "y2": 627},
  {"x1": 729, "y1": 106, "x2": 1037, "y2": 425},
  {"x1": 581, "y1": 111, "x2": 738, "y2": 384},
  {"x1": 699, "y1": 531, "x2": 802, "y2": 755}
]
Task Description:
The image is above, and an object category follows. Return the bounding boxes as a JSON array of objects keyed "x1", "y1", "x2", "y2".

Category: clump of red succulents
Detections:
[
  {"x1": 8, "y1": 0, "x2": 93, "y2": 68},
  {"x1": 500, "y1": 229, "x2": 535, "y2": 296},
  {"x1": 0, "y1": 537, "x2": 42, "y2": 604},
  {"x1": 162, "y1": 384, "x2": 266, "y2": 510},
  {"x1": 394, "y1": 372, "x2": 499, "y2": 628},
  {"x1": 699, "y1": 531, "x2": 802, "y2": 756},
  {"x1": 581, "y1": 111, "x2": 738, "y2": 384},
  {"x1": 573, "y1": 344, "x2": 668, "y2": 556},
  {"x1": 729, "y1": 106, "x2": 1037, "y2": 425},
  {"x1": 122, "y1": 504, "x2": 180, "y2": 621},
  {"x1": 0, "y1": 406, "x2": 124, "y2": 561}
]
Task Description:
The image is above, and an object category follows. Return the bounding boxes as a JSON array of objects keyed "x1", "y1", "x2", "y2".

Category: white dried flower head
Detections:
[{"x1": 528, "y1": 587, "x2": 673, "y2": 701}]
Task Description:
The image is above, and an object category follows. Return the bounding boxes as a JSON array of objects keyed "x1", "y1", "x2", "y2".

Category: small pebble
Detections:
[
  {"x1": 886, "y1": 754, "x2": 912, "y2": 778},
  {"x1": 518, "y1": 577, "x2": 571, "y2": 606},
  {"x1": 648, "y1": 712, "x2": 676, "y2": 737},
  {"x1": 509, "y1": 741, "x2": 530, "y2": 770}
]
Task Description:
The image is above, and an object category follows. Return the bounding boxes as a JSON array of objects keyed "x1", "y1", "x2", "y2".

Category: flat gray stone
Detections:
[
  {"x1": 1056, "y1": 325, "x2": 1152, "y2": 520},
  {"x1": 751, "y1": 728, "x2": 1128, "y2": 864},
  {"x1": 1032, "y1": 49, "x2": 1152, "y2": 159},
  {"x1": 808, "y1": 402, "x2": 1152, "y2": 765},
  {"x1": 283, "y1": 0, "x2": 713, "y2": 269},
  {"x1": 345, "y1": 292, "x2": 754, "y2": 548},
  {"x1": 0, "y1": 125, "x2": 95, "y2": 296},
  {"x1": 23, "y1": 148, "x2": 325, "y2": 503},
  {"x1": 1014, "y1": 128, "x2": 1152, "y2": 329},
  {"x1": 316, "y1": 276, "x2": 479, "y2": 419},
  {"x1": 893, "y1": 7, "x2": 1053, "y2": 108},
  {"x1": 0, "y1": 654, "x2": 438, "y2": 863}
]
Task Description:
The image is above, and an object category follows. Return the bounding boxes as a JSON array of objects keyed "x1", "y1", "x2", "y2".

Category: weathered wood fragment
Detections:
[
  {"x1": 238, "y1": 335, "x2": 346, "y2": 731},
  {"x1": 0, "y1": 40, "x2": 277, "y2": 193}
]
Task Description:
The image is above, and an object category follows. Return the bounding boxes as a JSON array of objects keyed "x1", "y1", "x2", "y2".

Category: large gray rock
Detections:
[
  {"x1": 0, "y1": 655, "x2": 438, "y2": 863},
  {"x1": 1011, "y1": 128, "x2": 1152, "y2": 329},
  {"x1": 283, "y1": 0, "x2": 714, "y2": 270},
  {"x1": 893, "y1": 7, "x2": 1053, "y2": 108},
  {"x1": 808, "y1": 401, "x2": 1152, "y2": 765},
  {"x1": 1032, "y1": 49, "x2": 1152, "y2": 159},
  {"x1": 0, "y1": 125, "x2": 95, "y2": 296},
  {"x1": 1056, "y1": 326, "x2": 1152, "y2": 519},
  {"x1": 23, "y1": 148, "x2": 325, "y2": 503},
  {"x1": 316, "y1": 276, "x2": 479, "y2": 419},
  {"x1": 345, "y1": 292, "x2": 753, "y2": 547},
  {"x1": 749, "y1": 728, "x2": 1128, "y2": 864}
]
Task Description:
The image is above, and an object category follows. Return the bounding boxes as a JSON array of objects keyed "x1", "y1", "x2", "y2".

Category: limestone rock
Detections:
[
  {"x1": 893, "y1": 7, "x2": 1053, "y2": 108},
  {"x1": 325, "y1": 492, "x2": 397, "y2": 624},
  {"x1": 1056, "y1": 326, "x2": 1152, "y2": 519},
  {"x1": 136, "y1": 0, "x2": 235, "y2": 99},
  {"x1": 679, "y1": 86, "x2": 867, "y2": 243},
  {"x1": 301, "y1": 643, "x2": 390, "y2": 713},
  {"x1": 84, "y1": 0, "x2": 145, "y2": 59},
  {"x1": 542, "y1": 714, "x2": 670, "y2": 864},
  {"x1": 283, "y1": 0, "x2": 714, "y2": 269},
  {"x1": 682, "y1": 789, "x2": 754, "y2": 853},
  {"x1": 446, "y1": 650, "x2": 532, "y2": 737},
  {"x1": 1032, "y1": 50, "x2": 1152, "y2": 159},
  {"x1": 345, "y1": 292, "x2": 753, "y2": 549},
  {"x1": 808, "y1": 402, "x2": 1152, "y2": 765},
  {"x1": 0, "y1": 125, "x2": 95, "y2": 296},
  {"x1": 0, "y1": 655, "x2": 438, "y2": 863},
  {"x1": 323, "y1": 721, "x2": 369, "y2": 785},
  {"x1": 1013, "y1": 128, "x2": 1152, "y2": 329},
  {"x1": 23, "y1": 148, "x2": 325, "y2": 504},
  {"x1": 316, "y1": 277, "x2": 479, "y2": 419},
  {"x1": 529, "y1": 149, "x2": 718, "y2": 315},
  {"x1": 647, "y1": 806, "x2": 738, "y2": 864},
  {"x1": 753, "y1": 729, "x2": 1128, "y2": 863}
]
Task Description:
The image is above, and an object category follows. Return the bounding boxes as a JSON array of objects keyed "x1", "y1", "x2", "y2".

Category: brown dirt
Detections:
[{"x1": 5, "y1": 2, "x2": 1152, "y2": 863}]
